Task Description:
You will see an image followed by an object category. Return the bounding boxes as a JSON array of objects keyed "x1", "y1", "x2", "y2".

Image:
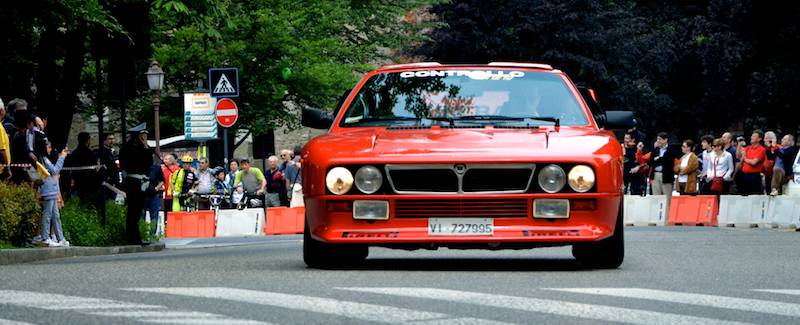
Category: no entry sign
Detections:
[{"x1": 215, "y1": 98, "x2": 238, "y2": 128}]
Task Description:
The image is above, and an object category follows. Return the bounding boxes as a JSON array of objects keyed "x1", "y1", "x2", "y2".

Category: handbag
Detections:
[
  {"x1": 711, "y1": 177, "x2": 724, "y2": 192},
  {"x1": 710, "y1": 156, "x2": 724, "y2": 192}
]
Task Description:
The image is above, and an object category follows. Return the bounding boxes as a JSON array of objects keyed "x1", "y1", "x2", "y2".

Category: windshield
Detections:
[{"x1": 340, "y1": 69, "x2": 589, "y2": 127}]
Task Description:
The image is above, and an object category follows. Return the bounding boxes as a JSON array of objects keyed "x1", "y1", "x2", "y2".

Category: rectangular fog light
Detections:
[
  {"x1": 534, "y1": 199, "x2": 570, "y2": 219},
  {"x1": 353, "y1": 200, "x2": 390, "y2": 220}
]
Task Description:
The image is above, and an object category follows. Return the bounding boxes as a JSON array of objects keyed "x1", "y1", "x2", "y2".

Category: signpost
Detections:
[
  {"x1": 207, "y1": 66, "x2": 241, "y2": 169},
  {"x1": 184, "y1": 93, "x2": 218, "y2": 140},
  {"x1": 209, "y1": 68, "x2": 239, "y2": 98},
  {"x1": 215, "y1": 98, "x2": 239, "y2": 166}
]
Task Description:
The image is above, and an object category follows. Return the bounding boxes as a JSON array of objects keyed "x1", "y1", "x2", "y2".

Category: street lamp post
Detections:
[{"x1": 145, "y1": 61, "x2": 165, "y2": 154}]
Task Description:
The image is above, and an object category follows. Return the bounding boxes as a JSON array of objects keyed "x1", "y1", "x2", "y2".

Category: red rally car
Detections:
[{"x1": 300, "y1": 62, "x2": 635, "y2": 269}]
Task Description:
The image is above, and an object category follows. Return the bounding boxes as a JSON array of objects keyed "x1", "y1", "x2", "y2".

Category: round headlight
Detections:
[
  {"x1": 538, "y1": 164, "x2": 566, "y2": 193},
  {"x1": 568, "y1": 165, "x2": 595, "y2": 192},
  {"x1": 355, "y1": 165, "x2": 383, "y2": 194},
  {"x1": 326, "y1": 167, "x2": 353, "y2": 195}
]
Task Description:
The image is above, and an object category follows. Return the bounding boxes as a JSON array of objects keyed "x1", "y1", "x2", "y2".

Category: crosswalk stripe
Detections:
[
  {"x1": 0, "y1": 289, "x2": 154, "y2": 310},
  {"x1": 0, "y1": 319, "x2": 36, "y2": 325},
  {"x1": 753, "y1": 289, "x2": 800, "y2": 296},
  {"x1": 125, "y1": 287, "x2": 513, "y2": 324},
  {"x1": 0, "y1": 290, "x2": 268, "y2": 325},
  {"x1": 548, "y1": 288, "x2": 800, "y2": 318},
  {"x1": 340, "y1": 287, "x2": 750, "y2": 325}
]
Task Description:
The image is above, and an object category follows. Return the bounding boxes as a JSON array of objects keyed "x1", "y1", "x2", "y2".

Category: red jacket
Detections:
[{"x1": 162, "y1": 164, "x2": 179, "y2": 199}]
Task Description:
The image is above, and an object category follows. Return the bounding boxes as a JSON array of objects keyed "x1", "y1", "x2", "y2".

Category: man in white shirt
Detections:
[{"x1": 698, "y1": 135, "x2": 715, "y2": 193}]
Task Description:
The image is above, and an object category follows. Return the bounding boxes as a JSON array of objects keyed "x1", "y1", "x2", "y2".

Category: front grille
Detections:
[
  {"x1": 462, "y1": 168, "x2": 533, "y2": 192},
  {"x1": 388, "y1": 169, "x2": 458, "y2": 192},
  {"x1": 394, "y1": 198, "x2": 530, "y2": 218},
  {"x1": 386, "y1": 164, "x2": 535, "y2": 194}
]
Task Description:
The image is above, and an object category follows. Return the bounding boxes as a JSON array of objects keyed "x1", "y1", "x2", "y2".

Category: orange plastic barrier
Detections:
[
  {"x1": 165, "y1": 211, "x2": 216, "y2": 238},
  {"x1": 667, "y1": 195, "x2": 719, "y2": 226},
  {"x1": 264, "y1": 206, "x2": 305, "y2": 235}
]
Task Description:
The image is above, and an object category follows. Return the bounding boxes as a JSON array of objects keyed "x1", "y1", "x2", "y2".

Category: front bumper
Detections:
[{"x1": 305, "y1": 193, "x2": 621, "y2": 244}]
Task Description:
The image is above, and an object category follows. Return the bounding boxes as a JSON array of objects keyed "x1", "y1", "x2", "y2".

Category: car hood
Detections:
[{"x1": 305, "y1": 127, "x2": 617, "y2": 162}]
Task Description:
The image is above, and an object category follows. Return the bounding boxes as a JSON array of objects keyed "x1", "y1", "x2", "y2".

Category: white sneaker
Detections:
[
  {"x1": 770, "y1": 189, "x2": 779, "y2": 196},
  {"x1": 32, "y1": 236, "x2": 47, "y2": 247},
  {"x1": 45, "y1": 239, "x2": 61, "y2": 247},
  {"x1": 58, "y1": 240, "x2": 70, "y2": 247}
]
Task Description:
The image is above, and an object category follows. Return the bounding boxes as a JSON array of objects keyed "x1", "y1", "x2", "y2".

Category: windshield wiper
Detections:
[{"x1": 455, "y1": 115, "x2": 560, "y2": 127}]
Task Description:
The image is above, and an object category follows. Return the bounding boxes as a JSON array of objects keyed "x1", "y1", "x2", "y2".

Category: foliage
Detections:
[
  {"x1": 0, "y1": 183, "x2": 41, "y2": 247},
  {"x1": 0, "y1": 1, "x2": 130, "y2": 149},
  {"x1": 146, "y1": 0, "x2": 441, "y2": 136},
  {"x1": 412, "y1": 0, "x2": 800, "y2": 141},
  {"x1": 60, "y1": 199, "x2": 115, "y2": 246},
  {"x1": 60, "y1": 199, "x2": 156, "y2": 247}
]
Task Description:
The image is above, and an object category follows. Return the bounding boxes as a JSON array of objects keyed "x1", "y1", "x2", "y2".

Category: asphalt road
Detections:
[{"x1": 1, "y1": 227, "x2": 800, "y2": 325}]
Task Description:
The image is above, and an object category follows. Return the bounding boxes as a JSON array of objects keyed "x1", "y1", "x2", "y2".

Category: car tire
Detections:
[
  {"x1": 572, "y1": 197, "x2": 624, "y2": 269},
  {"x1": 303, "y1": 221, "x2": 368, "y2": 269}
]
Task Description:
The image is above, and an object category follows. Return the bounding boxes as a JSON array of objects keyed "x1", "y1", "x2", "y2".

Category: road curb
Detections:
[{"x1": 0, "y1": 243, "x2": 165, "y2": 265}]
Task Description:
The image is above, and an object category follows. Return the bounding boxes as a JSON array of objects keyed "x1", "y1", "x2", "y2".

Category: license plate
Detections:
[{"x1": 428, "y1": 218, "x2": 494, "y2": 236}]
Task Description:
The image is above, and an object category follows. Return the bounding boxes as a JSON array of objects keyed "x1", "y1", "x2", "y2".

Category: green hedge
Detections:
[
  {"x1": 1, "y1": 181, "x2": 157, "y2": 248},
  {"x1": 61, "y1": 199, "x2": 157, "y2": 246},
  {"x1": 0, "y1": 182, "x2": 41, "y2": 247}
]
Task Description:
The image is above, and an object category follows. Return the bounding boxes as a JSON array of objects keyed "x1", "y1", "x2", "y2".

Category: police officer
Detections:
[{"x1": 119, "y1": 123, "x2": 154, "y2": 245}]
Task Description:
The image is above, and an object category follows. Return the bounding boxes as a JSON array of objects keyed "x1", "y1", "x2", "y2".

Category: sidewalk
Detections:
[
  {"x1": 0, "y1": 243, "x2": 165, "y2": 265},
  {"x1": 165, "y1": 235, "x2": 302, "y2": 249}
]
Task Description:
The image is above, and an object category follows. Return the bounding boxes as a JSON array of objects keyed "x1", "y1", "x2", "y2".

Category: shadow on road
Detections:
[{"x1": 312, "y1": 257, "x2": 591, "y2": 272}]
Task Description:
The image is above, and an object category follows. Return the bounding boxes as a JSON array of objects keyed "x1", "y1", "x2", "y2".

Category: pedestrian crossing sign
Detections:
[{"x1": 208, "y1": 67, "x2": 239, "y2": 97}]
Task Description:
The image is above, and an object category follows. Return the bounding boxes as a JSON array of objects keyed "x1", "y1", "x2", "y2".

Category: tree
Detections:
[
  {"x1": 411, "y1": 0, "x2": 800, "y2": 141},
  {"x1": 0, "y1": 0, "x2": 129, "y2": 149},
  {"x1": 145, "y1": 0, "x2": 439, "y2": 140}
]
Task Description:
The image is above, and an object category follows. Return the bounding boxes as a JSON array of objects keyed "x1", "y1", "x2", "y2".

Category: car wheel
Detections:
[
  {"x1": 303, "y1": 221, "x2": 368, "y2": 269},
  {"x1": 572, "y1": 197, "x2": 624, "y2": 269}
]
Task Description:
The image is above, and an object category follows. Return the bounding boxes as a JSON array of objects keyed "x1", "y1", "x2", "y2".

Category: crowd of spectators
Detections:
[
  {"x1": 622, "y1": 127, "x2": 799, "y2": 212},
  {"x1": 2, "y1": 96, "x2": 306, "y2": 245}
]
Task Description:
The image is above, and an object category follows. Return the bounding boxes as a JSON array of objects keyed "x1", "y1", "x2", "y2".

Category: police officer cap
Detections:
[{"x1": 128, "y1": 123, "x2": 149, "y2": 134}]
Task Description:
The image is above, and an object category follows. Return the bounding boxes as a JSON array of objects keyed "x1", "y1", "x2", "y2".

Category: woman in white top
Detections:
[{"x1": 707, "y1": 138, "x2": 735, "y2": 194}]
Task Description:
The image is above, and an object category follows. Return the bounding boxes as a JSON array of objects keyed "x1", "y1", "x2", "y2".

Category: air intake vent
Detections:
[
  {"x1": 386, "y1": 125, "x2": 432, "y2": 130},
  {"x1": 394, "y1": 198, "x2": 530, "y2": 218}
]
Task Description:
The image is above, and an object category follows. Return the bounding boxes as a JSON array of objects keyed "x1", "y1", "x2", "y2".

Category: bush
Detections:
[
  {"x1": 61, "y1": 199, "x2": 157, "y2": 246},
  {"x1": 0, "y1": 182, "x2": 41, "y2": 247}
]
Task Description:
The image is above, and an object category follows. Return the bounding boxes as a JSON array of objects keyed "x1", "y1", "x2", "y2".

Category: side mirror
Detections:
[
  {"x1": 600, "y1": 111, "x2": 635, "y2": 130},
  {"x1": 301, "y1": 107, "x2": 334, "y2": 129}
]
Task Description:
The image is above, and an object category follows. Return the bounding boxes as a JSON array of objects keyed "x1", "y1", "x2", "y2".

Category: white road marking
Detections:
[
  {"x1": 126, "y1": 287, "x2": 513, "y2": 324},
  {"x1": 753, "y1": 289, "x2": 800, "y2": 296},
  {"x1": 0, "y1": 290, "x2": 267, "y2": 325},
  {"x1": 340, "y1": 287, "x2": 750, "y2": 325},
  {"x1": 90, "y1": 311, "x2": 263, "y2": 325},
  {"x1": 549, "y1": 288, "x2": 800, "y2": 317},
  {"x1": 0, "y1": 319, "x2": 36, "y2": 325}
]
